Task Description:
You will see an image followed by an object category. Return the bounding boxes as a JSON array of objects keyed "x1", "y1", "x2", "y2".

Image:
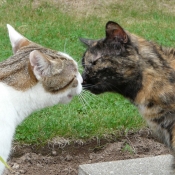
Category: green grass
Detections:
[{"x1": 0, "y1": 0, "x2": 175, "y2": 144}]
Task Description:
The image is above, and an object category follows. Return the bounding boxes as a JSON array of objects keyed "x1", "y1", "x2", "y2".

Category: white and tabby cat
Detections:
[{"x1": 0, "y1": 25, "x2": 82, "y2": 174}]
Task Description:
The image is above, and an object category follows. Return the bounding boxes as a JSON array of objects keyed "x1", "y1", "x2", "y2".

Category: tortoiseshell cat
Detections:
[
  {"x1": 0, "y1": 25, "x2": 82, "y2": 174},
  {"x1": 81, "y1": 21, "x2": 175, "y2": 168}
]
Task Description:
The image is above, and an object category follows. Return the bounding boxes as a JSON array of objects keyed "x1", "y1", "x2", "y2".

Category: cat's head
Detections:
[
  {"x1": 6, "y1": 24, "x2": 82, "y2": 104},
  {"x1": 80, "y1": 21, "x2": 142, "y2": 100}
]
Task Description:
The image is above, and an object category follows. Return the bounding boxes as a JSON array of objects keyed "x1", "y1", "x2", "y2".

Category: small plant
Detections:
[
  {"x1": 122, "y1": 143, "x2": 134, "y2": 154},
  {"x1": 0, "y1": 156, "x2": 10, "y2": 169}
]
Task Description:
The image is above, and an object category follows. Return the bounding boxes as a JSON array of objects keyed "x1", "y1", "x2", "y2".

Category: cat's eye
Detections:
[
  {"x1": 88, "y1": 60, "x2": 97, "y2": 67},
  {"x1": 92, "y1": 61, "x2": 97, "y2": 66}
]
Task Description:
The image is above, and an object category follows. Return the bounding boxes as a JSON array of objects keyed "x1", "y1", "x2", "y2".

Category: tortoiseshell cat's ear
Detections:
[
  {"x1": 79, "y1": 38, "x2": 97, "y2": 47},
  {"x1": 7, "y1": 24, "x2": 30, "y2": 54},
  {"x1": 105, "y1": 21, "x2": 128, "y2": 43}
]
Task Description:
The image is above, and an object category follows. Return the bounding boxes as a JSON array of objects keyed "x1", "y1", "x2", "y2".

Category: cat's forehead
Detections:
[
  {"x1": 57, "y1": 52, "x2": 73, "y2": 60},
  {"x1": 85, "y1": 44, "x2": 100, "y2": 57},
  {"x1": 57, "y1": 51, "x2": 78, "y2": 66}
]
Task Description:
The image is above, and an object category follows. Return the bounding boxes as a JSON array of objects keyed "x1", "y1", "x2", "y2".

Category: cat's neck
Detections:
[{"x1": 0, "y1": 82, "x2": 70, "y2": 127}]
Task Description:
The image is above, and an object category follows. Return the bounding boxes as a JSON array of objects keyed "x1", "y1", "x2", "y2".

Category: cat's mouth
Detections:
[
  {"x1": 83, "y1": 81, "x2": 104, "y2": 94},
  {"x1": 68, "y1": 94, "x2": 73, "y2": 98}
]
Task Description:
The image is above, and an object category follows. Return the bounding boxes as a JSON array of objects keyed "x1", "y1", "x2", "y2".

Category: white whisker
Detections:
[
  {"x1": 83, "y1": 84, "x2": 97, "y2": 90},
  {"x1": 82, "y1": 90, "x2": 96, "y2": 98},
  {"x1": 82, "y1": 92, "x2": 93, "y2": 101},
  {"x1": 83, "y1": 84, "x2": 93, "y2": 88},
  {"x1": 80, "y1": 93, "x2": 91, "y2": 108},
  {"x1": 78, "y1": 95, "x2": 86, "y2": 109},
  {"x1": 64, "y1": 39, "x2": 68, "y2": 53}
]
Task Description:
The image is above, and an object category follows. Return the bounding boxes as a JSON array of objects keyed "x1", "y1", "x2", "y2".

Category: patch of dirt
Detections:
[
  {"x1": 3, "y1": 129, "x2": 170, "y2": 175},
  {"x1": 31, "y1": 0, "x2": 175, "y2": 18},
  {"x1": 31, "y1": 0, "x2": 122, "y2": 18}
]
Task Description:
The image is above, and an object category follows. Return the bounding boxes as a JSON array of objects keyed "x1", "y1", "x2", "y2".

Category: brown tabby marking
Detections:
[
  {"x1": 81, "y1": 21, "x2": 175, "y2": 168},
  {"x1": 0, "y1": 41, "x2": 78, "y2": 92},
  {"x1": 13, "y1": 39, "x2": 30, "y2": 54}
]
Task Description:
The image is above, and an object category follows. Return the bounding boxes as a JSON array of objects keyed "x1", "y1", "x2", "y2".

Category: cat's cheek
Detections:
[
  {"x1": 77, "y1": 72, "x2": 83, "y2": 84},
  {"x1": 77, "y1": 84, "x2": 83, "y2": 95},
  {"x1": 75, "y1": 72, "x2": 83, "y2": 94}
]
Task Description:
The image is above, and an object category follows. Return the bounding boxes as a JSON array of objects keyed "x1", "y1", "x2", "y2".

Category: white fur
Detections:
[
  {"x1": 6, "y1": 24, "x2": 28, "y2": 53},
  {"x1": 0, "y1": 72, "x2": 82, "y2": 174},
  {"x1": 0, "y1": 24, "x2": 83, "y2": 174},
  {"x1": 57, "y1": 52, "x2": 73, "y2": 60}
]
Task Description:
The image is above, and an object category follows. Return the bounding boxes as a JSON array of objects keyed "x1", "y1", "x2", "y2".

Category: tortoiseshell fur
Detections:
[{"x1": 81, "y1": 21, "x2": 175, "y2": 168}]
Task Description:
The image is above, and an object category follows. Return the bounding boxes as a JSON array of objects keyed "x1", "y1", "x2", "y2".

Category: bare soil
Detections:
[{"x1": 3, "y1": 129, "x2": 170, "y2": 175}]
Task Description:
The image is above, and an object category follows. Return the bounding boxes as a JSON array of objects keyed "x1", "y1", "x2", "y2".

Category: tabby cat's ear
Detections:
[
  {"x1": 79, "y1": 38, "x2": 97, "y2": 47},
  {"x1": 29, "y1": 50, "x2": 63, "y2": 80},
  {"x1": 105, "y1": 21, "x2": 128, "y2": 43},
  {"x1": 7, "y1": 24, "x2": 30, "y2": 54}
]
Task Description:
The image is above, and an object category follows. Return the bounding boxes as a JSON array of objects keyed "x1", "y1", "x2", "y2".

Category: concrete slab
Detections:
[{"x1": 78, "y1": 154, "x2": 175, "y2": 175}]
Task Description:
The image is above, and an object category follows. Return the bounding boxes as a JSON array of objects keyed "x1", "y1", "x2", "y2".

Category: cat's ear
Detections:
[
  {"x1": 79, "y1": 38, "x2": 97, "y2": 47},
  {"x1": 29, "y1": 50, "x2": 63, "y2": 80},
  {"x1": 105, "y1": 21, "x2": 128, "y2": 43},
  {"x1": 7, "y1": 24, "x2": 30, "y2": 54}
]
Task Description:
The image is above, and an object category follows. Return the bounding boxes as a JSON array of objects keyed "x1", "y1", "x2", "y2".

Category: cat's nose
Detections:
[
  {"x1": 82, "y1": 80, "x2": 87, "y2": 85},
  {"x1": 81, "y1": 73, "x2": 87, "y2": 85}
]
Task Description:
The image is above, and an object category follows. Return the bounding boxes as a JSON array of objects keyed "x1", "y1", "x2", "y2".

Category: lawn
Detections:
[{"x1": 0, "y1": 0, "x2": 175, "y2": 144}]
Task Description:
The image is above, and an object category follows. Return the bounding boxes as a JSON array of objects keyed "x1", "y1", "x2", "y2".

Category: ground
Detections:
[{"x1": 3, "y1": 129, "x2": 170, "y2": 175}]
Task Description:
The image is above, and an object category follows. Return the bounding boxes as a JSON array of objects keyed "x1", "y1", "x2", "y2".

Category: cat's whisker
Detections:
[
  {"x1": 78, "y1": 95, "x2": 87, "y2": 109},
  {"x1": 77, "y1": 64, "x2": 84, "y2": 72},
  {"x1": 78, "y1": 67, "x2": 84, "y2": 72},
  {"x1": 105, "y1": 84, "x2": 115, "y2": 93},
  {"x1": 64, "y1": 39, "x2": 67, "y2": 53},
  {"x1": 107, "y1": 83, "x2": 122, "y2": 94},
  {"x1": 80, "y1": 93, "x2": 91, "y2": 108},
  {"x1": 82, "y1": 90, "x2": 96, "y2": 101},
  {"x1": 83, "y1": 87, "x2": 92, "y2": 90},
  {"x1": 83, "y1": 90, "x2": 98, "y2": 100},
  {"x1": 79, "y1": 90, "x2": 93, "y2": 107},
  {"x1": 82, "y1": 83, "x2": 95, "y2": 87},
  {"x1": 82, "y1": 89, "x2": 93, "y2": 94},
  {"x1": 83, "y1": 85, "x2": 97, "y2": 90},
  {"x1": 82, "y1": 89, "x2": 96, "y2": 97},
  {"x1": 106, "y1": 83, "x2": 114, "y2": 91},
  {"x1": 83, "y1": 84, "x2": 94, "y2": 88},
  {"x1": 77, "y1": 59, "x2": 83, "y2": 65},
  {"x1": 78, "y1": 95, "x2": 85, "y2": 107},
  {"x1": 78, "y1": 93, "x2": 89, "y2": 110},
  {"x1": 78, "y1": 62, "x2": 83, "y2": 67}
]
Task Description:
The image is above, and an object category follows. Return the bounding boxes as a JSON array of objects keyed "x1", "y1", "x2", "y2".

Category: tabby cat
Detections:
[
  {"x1": 81, "y1": 21, "x2": 175, "y2": 168},
  {"x1": 0, "y1": 25, "x2": 82, "y2": 174}
]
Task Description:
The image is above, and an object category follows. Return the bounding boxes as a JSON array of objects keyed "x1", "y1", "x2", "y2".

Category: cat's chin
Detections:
[{"x1": 59, "y1": 95, "x2": 73, "y2": 104}]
